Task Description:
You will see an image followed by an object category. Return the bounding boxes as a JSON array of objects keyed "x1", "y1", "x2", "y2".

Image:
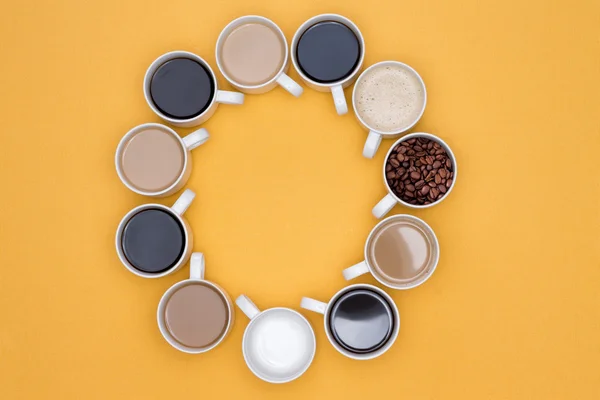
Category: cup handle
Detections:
[
  {"x1": 236, "y1": 295, "x2": 260, "y2": 319},
  {"x1": 300, "y1": 297, "x2": 327, "y2": 314},
  {"x1": 372, "y1": 193, "x2": 397, "y2": 219},
  {"x1": 363, "y1": 131, "x2": 382, "y2": 159},
  {"x1": 216, "y1": 90, "x2": 244, "y2": 105},
  {"x1": 342, "y1": 260, "x2": 370, "y2": 281},
  {"x1": 190, "y1": 252, "x2": 205, "y2": 280},
  {"x1": 276, "y1": 73, "x2": 303, "y2": 97},
  {"x1": 182, "y1": 128, "x2": 209, "y2": 151},
  {"x1": 171, "y1": 189, "x2": 195, "y2": 216},
  {"x1": 331, "y1": 84, "x2": 348, "y2": 115}
]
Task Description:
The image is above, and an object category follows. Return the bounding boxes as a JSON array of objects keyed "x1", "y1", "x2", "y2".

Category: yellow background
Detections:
[{"x1": 0, "y1": 0, "x2": 599, "y2": 398}]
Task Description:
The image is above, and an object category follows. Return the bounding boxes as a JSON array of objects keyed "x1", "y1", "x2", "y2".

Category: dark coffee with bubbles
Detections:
[
  {"x1": 296, "y1": 21, "x2": 361, "y2": 83},
  {"x1": 150, "y1": 58, "x2": 215, "y2": 120},
  {"x1": 121, "y1": 209, "x2": 185, "y2": 273},
  {"x1": 328, "y1": 289, "x2": 394, "y2": 354}
]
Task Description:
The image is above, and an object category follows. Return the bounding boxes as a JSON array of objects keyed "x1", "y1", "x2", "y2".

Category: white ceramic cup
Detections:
[
  {"x1": 343, "y1": 215, "x2": 440, "y2": 290},
  {"x1": 157, "y1": 253, "x2": 234, "y2": 354},
  {"x1": 236, "y1": 295, "x2": 316, "y2": 384},
  {"x1": 144, "y1": 51, "x2": 244, "y2": 127},
  {"x1": 301, "y1": 283, "x2": 399, "y2": 360},
  {"x1": 216, "y1": 15, "x2": 303, "y2": 97},
  {"x1": 373, "y1": 132, "x2": 458, "y2": 218},
  {"x1": 115, "y1": 189, "x2": 195, "y2": 278},
  {"x1": 291, "y1": 14, "x2": 365, "y2": 115},
  {"x1": 352, "y1": 61, "x2": 427, "y2": 158},
  {"x1": 115, "y1": 123, "x2": 209, "y2": 197}
]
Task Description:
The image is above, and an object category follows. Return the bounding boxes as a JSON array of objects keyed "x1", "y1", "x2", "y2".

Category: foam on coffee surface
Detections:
[{"x1": 354, "y1": 64, "x2": 425, "y2": 132}]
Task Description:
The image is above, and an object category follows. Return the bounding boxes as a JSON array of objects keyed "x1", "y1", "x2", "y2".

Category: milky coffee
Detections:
[
  {"x1": 354, "y1": 64, "x2": 425, "y2": 132},
  {"x1": 367, "y1": 217, "x2": 436, "y2": 284}
]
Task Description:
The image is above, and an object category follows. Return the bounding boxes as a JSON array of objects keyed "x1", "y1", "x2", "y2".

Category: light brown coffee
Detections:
[
  {"x1": 368, "y1": 218, "x2": 434, "y2": 283},
  {"x1": 221, "y1": 23, "x2": 285, "y2": 86},
  {"x1": 121, "y1": 128, "x2": 184, "y2": 192},
  {"x1": 164, "y1": 283, "x2": 229, "y2": 349}
]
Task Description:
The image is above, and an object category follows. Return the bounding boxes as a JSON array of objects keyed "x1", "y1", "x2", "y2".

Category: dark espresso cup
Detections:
[
  {"x1": 143, "y1": 51, "x2": 244, "y2": 127},
  {"x1": 301, "y1": 284, "x2": 400, "y2": 360},
  {"x1": 115, "y1": 189, "x2": 195, "y2": 278},
  {"x1": 291, "y1": 14, "x2": 365, "y2": 115}
]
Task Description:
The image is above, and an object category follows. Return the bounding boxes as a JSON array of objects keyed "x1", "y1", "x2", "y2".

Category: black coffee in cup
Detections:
[
  {"x1": 121, "y1": 209, "x2": 185, "y2": 273},
  {"x1": 328, "y1": 289, "x2": 394, "y2": 354},
  {"x1": 296, "y1": 21, "x2": 361, "y2": 83},
  {"x1": 150, "y1": 58, "x2": 215, "y2": 120}
]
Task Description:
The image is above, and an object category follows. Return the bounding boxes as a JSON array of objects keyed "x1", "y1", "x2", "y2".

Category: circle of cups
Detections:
[{"x1": 115, "y1": 13, "x2": 457, "y2": 384}]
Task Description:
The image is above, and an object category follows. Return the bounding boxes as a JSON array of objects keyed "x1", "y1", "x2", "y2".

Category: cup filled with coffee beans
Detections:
[{"x1": 372, "y1": 133, "x2": 457, "y2": 218}]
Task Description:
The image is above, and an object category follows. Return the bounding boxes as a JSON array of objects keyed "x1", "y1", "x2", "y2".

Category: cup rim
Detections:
[
  {"x1": 115, "y1": 203, "x2": 190, "y2": 278},
  {"x1": 321, "y1": 283, "x2": 400, "y2": 360},
  {"x1": 362, "y1": 214, "x2": 440, "y2": 290},
  {"x1": 143, "y1": 50, "x2": 218, "y2": 124},
  {"x1": 290, "y1": 13, "x2": 365, "y2": 88},
  {"x1": 115, "y1": 123, "x2": 189, "y2": 197},
  {"x1": 156, "y1": 278, "x2": 233, "y2": 354},
  {"x1": 241, "y1": 307, "x2": 316, "y2": 383},
  {"x1": 351, "y1": 60, "x2": 427, "y2": 136},
  {"x1": 382, "y1": 132, "x2": 458, "y2": 209},
  {"x1": 215, "y1": 15, "x2": 289, "y2": 90}
]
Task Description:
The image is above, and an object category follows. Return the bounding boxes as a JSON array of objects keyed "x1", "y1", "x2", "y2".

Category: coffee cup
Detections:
[
  {"x1": 157, "y1": 253, "x2": 234, "y2": 353},
  {"x1": 144, "y1": 51, "x2": 244, "y2": 127},
  {"x1": 352, "y1": 61, "x2": 427, "y2": 158},
  {"x1": 301, "y1": 283, "x2": 399, "y2": 360},
  {"x1": 115, "y1": 189, "x2": 195, "y2": 278},
  {"x1": 216, "y1": 16, "x2": 303, "y2": 97},
  {"x1": 236, "y1": 295, "x2": 316, "y2": 383},
  {"x1": 115, "y1": 123, "x2": 209, "y2": 197},
  {"x1": 291, "y1": 14, "x2": 365, "y2": 115},
  {"x1": 373, "y1": 132, "x2": 457, "y2": 218},
  {"x1": 343, "y1": 215, "x2": 439, "y2": 290}
]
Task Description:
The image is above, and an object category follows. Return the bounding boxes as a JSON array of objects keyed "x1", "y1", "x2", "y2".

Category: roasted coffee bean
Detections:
[{"x1": 385, "y1": 136, "x2": 454, "y2": 206}]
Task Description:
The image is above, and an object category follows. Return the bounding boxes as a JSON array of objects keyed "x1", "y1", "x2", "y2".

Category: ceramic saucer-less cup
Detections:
[
  {"x1": 352, "y1": 61, "x2": 427, "y2": 158},
  {"x1": 144, "y1": 51, "x2": 244, "y2": 127},
  {"x1": 291, "y1": 14, "x2": 365, "y2": 115},
  {"x1": 236, "y1": 295, "x2": 316, "y2": 384},
  {"x1": 157, "y1": 253, "x2": 234, "y2": 353},
  {"x1": 301, "y1": 283, "x2": 399, "y2": 360},
  {"x1": 115, "y1": 189, "x2": 195, "y2": 278},
  {"x1": 372, "y1": 132, "x2": 458, "y2": 218},
  {"x1": 343, "y1": 214, "x2": 440, "y2": 290},
  {"x1": 115, "y1": 123, "x2": 209, "y2": 197},
  {"x1": 216, "y1": 15, "x2": 303, "y2": 97}
]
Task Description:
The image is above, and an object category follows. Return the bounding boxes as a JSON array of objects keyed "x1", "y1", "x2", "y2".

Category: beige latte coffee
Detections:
[
  {"x1": 366, "y1": 216, "x2": 437, "y2": 285},
  {"x1": 120, "y1": 127, "x2": 184, "y2": 192},
  {"x1": 164, "y1": 283, "x2": 229, "y2": 349},
  {"x1": 220, "y1": 23, "x2": 285, "y2": 86}
]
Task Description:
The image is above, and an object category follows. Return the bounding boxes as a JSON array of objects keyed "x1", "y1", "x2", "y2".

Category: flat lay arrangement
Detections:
[{"x1": 115, "y1": 13, "x2": 457, "y2": 384}]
